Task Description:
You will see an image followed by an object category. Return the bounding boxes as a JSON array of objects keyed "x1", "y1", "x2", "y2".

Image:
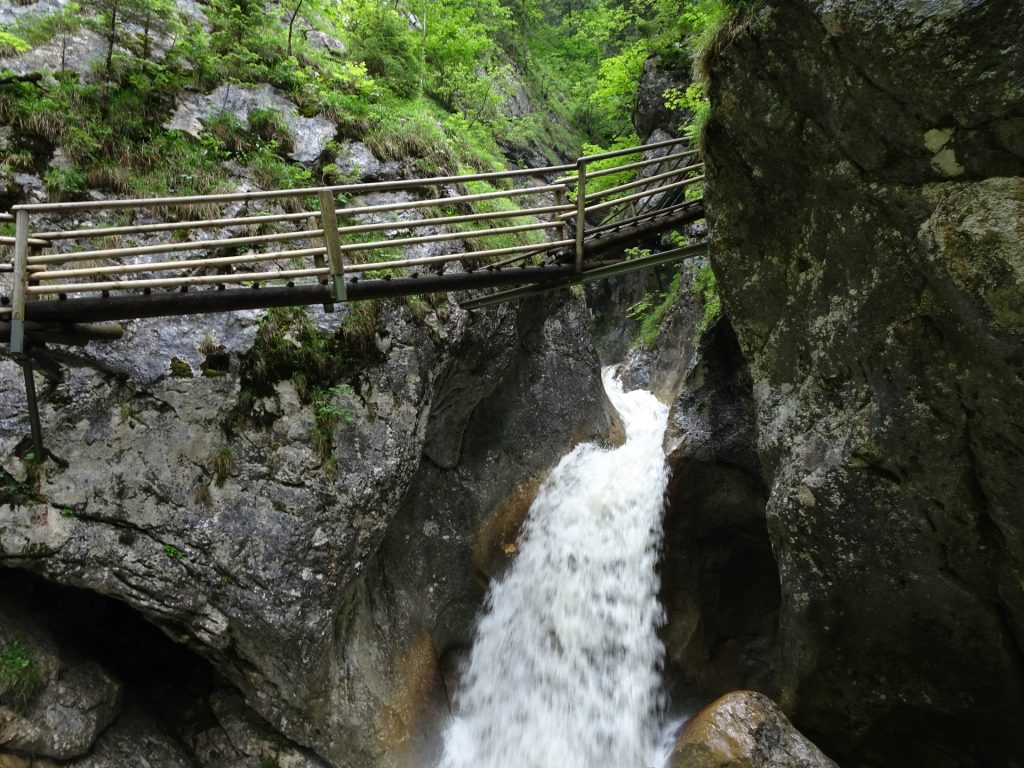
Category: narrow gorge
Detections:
[{"x1": 1, "y1": 0, "x2": 1022, "y2": 766}]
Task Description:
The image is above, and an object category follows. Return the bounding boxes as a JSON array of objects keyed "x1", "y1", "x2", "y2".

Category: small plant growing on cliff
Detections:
[
  {"x1": 310, "y1": 384, "x2": 357, "y2": 460},
  {"x1": 0, "y1": 470, "x2": 39, "y2": 507},
  {"x1": 628, "y1": 271, "x2": 684, "y2": 349},
  {"x1": 691, "y1": 262, "x2": 722, "y2": 332},
  {"x1": 211, "y1": 445, "x2": 234, "y2": 486},
  {"x1": 163, "y1": 544, "x2": 187, "y2": 561},
  {"x1": 0, "y1": 637, "x2": 43, "y2": 713}
]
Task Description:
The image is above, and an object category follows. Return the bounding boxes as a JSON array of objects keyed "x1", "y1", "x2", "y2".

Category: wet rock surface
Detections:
[
  {"x1": 669, "y1": 691, "x2": 837, "y2": 768},
  {"x1": 705, "y1": 0, "x2": 1024, "y2": 763},
  {"x1": 0, "y1": 291, "x2": 616, "y2": 767},
  {"x1": 605, "y1": 252, "x2": 777, "y2": 706}
]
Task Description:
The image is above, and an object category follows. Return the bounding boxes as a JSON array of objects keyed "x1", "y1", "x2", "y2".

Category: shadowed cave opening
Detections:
[{"x1": 0, "y1": 566, "x2": 315, "y2": 765}]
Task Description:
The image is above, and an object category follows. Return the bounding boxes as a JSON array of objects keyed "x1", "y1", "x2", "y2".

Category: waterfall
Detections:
[{"x1": 438, "y1": 368, "x2": 673, "y2": 768}]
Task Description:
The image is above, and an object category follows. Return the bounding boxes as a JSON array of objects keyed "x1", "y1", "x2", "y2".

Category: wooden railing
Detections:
[{"x1": 2, "y1": 137, "x2": 703, "y2": 353}]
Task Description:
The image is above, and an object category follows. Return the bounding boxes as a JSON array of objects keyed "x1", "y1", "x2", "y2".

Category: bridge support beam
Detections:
[
  {"x1": 10, "y1": 210, "x2": 29, "y2": 355},
  {"x1": 20, "y1": 355, "x2": 45, "y2": 460},
  {"x1": 319, "y1": 190, "x2": 347, "y2": 303},
  {"x1": 574, "y1": 159, "x2": 586, "y2": 273}
]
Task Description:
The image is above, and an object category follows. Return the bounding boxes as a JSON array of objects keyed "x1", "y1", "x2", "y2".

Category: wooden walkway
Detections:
[{"x1": 1, "y1": 137, "x2": 705, "y2": 355}]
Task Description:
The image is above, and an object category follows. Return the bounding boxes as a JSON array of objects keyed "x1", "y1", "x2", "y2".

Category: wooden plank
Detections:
[
  {"x1": 32, "y1": 186, "x2": 568, "y2": 241},
  {"x1": 340, "y1": 238, "x2": 575, "y2": 274},
  {"x1": 318, "y1": 190, "x2": 346, "y2": 301},
  {"x1": 553, "y1": 150, "x2": 701, "y2": 184},
  {"x1": 575, "y1": 159, "x2": 586, "y2": 273},
  {"x1": 21, "y1": 265, "x2": 576, "y2": 324},
  {"x1": 12, "y1": 164, "x2": 576, "y2": 214},
  {"x1": 37, "y1": 246, "x2": 327, "y2": 279},
  {"x1": 10, "y1": 210, "x2": 29, "y2": 354},
  {"x1": 585, "y1": 162, "x2": 704, "y2": 202},
  {"x1": 559, "y1": 175, "x2": 705, "y2": 220},
  {"x1": 28, "y1": 227, "x2": 322, "y2": 264},
  {"x1": 29, "y1": 266, "x2": 330, "y2": 295},
  {"x1": 308, "y1": 215, "x2": 335, "y2": 312}
]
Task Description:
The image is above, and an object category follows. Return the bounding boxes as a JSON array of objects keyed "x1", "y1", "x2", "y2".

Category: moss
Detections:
[
  {"x1": 987, "y1": 283, "x2": 1024, "y2": 334},
  {"x1": 169, "y1": 357, "x2": 194, "y2": 377},
  {"x1": 231, "y1": 307, "x2": 380, "y2": 462},
  {"x1": 211, "y1": 445, "x2": 234, "y2": 486}
]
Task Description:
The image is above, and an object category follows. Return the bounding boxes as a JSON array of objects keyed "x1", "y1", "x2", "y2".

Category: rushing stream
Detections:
[{"x1": 438, "y1": 368, "x2": 674, "y2": 768}]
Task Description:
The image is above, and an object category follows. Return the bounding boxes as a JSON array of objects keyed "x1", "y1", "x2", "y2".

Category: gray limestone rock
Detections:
[
  {"x1": 332, "y1": 141, "x2": 403, "y2": 182},
  {"x1": 705, "y1": 0, "x2": 1024, "y2": 763},
  {"x1": 0, "y1": 599, "x2": 121, "y2": 760},
  {"x1": 0, "y1": 288, "x2": 617, "y2": 767},
  {"x1": 166, "y1": 84, "x2": 336, "y2": 165}
]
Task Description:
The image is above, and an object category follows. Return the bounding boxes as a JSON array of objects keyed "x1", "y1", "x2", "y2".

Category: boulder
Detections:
[
  {"x1": 332, "y1": 141, "x2": 403, "y2": 182},
  {"x1": 632, "y1": 55, "x2": 690, "y2": 143},
  {"x1": 669, "y1": 691, "x2": 837, "y2": 768},
  {"x1": 166, "y1": 84, "x2": 336, "y2": 165},
  {"x1": 705, "y1": 0, "x2": 1024, "y2": 763}
]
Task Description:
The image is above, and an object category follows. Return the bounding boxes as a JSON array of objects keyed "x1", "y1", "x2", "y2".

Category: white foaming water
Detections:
[{"x1": 438, "y1": 368, "x2": 672, "y2": 768}]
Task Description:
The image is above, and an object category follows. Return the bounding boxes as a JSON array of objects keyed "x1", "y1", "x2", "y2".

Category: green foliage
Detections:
[
  {"x1": 628, "y1": 271, "x2": 683, "y2": 349},
  {"x1": 343, "y1": 0, "x2": 421, "y2": 98},
  {"x1": 0, "y1": 638, "x2": 43, "y2": 713},
  {"x1": 247, "y1": 107, "x2": 294, "y2": 153},
  {"x1": 311, "y1": 383, "x2": 356, "y2": 459},
  {"x1": 162, "y1": 543, "x2": 187, "y2": 560},
  {"x1": 0, "y1": 30, "x2": 31, "y2": 58},
  {"x1": 589, "y1": 41, "x2": 647, "y2": 139},
  {"x1": 691, "y1": 262, "x2": 721, "y2": 331},
  {"x1": 363, "y1": 97, "x2": 456, "y2": 175},
  {"x1": 665, "y1": 82, "x2": 710, "y2": 143},
  {"x1": 42, "y1": 166, "x2": 85, "y2": 201}
]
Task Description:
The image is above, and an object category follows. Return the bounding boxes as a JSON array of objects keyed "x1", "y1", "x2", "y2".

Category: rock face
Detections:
[
  {"x1": 166, "y1": 84, "x2": 337, "y2": 164},
  {"x1": 632, "y1": 55, "x2": 690, "y2": 142},
  {"x1": 0, "y1": 292, "x2": 617, "y2": 767},
  {"x1": 705, "y1": 0, "x2": 1024, "y2": 764},
  {"x1": 0, "y1": 595, "x2": 121, "y2": 760},
  {"x1": 660, "y1": 317, "x2": 777, "y2": 700},
  {"x1": 669, "y1": 691, "x2": 837, "y2": 768}
]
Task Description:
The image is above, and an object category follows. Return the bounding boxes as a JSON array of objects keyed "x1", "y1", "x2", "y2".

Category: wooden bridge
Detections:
[{"x1": 1, "y1": 136, "x2": 707, "y2": 453}]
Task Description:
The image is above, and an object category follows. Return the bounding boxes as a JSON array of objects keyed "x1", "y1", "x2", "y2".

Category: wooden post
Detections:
[
  {"x1": 10, "y1": 210, "x2": 29, "y2": 355},
  {"x1": 307, "y1": 215, "x2": 335, "y2": 313},
  {"x1": 554, "y1": 186, "x2": 569, "y2": 245},
  {"x1": 318, "y1": 190, "x2": 347, "y2": 302},
  {"x1": 574, "y1": 158, "x2": 586, "y2": 273},
  {"x1": 21, "y1": 355, "x2": 45, "y2": 459}
]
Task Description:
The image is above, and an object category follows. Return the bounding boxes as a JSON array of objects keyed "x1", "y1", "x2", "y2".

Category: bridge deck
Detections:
[{"x1": 2, "y1": 137, "x2": 704, "y2": 352}]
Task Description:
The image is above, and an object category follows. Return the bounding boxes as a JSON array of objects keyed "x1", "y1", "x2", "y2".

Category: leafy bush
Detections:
[{"x1": 43, "y1": 167, "x2": 86, "y2": 201}]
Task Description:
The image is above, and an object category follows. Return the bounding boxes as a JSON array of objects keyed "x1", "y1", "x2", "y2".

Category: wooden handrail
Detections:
[{"x1": 4, "y1": 138, "x2": 706, "y2": 339}]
